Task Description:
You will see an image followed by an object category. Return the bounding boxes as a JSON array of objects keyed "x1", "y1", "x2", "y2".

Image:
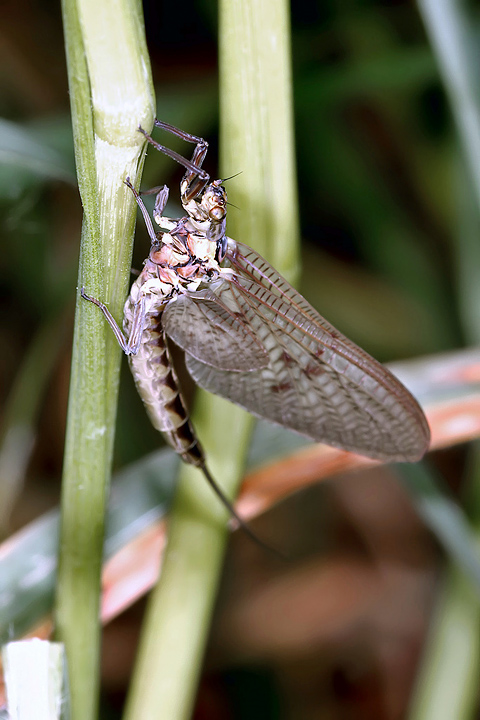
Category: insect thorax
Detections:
[{"x1": 130, "y1": 220, "x2": 225, "y2": 313}]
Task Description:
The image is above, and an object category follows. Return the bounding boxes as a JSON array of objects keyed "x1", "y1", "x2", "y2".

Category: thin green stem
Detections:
[
  {"x1": 417, "y1": 0, "x2": 480, "y2": 211},
  {"x1": 410, "y1": 3, "x2": 480, "y2": 719},
  {"x1": 124, "y1": 1, "x2": 299, "y2": 718},
  {"x1": 56, "y1": 0, "x2": 153, "y2": 717},
  {"x1": 408, "y1": 449, "x2": 480, "y2": 720},
  {"x1": 418, "y1": 0, "x2": 480, "y2": 207},
  {"x1": 0, "y1": 315, "x2": 67, "y2": 533},
  {"x1": 409, "y1": 564, "x2": 480, "y2": 720}
]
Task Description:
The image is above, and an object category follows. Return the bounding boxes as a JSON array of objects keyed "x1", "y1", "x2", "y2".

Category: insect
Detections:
[{"x1": 82, "y1": 120, "x2": 430, "y2": 535}]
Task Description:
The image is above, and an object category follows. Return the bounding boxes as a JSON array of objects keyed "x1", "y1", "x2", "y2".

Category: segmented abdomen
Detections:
[{"x1": 123, "y1": 298, "x2": 204, "y2": 466}]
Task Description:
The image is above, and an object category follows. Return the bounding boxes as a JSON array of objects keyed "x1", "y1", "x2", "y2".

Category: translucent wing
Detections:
[
  {"x1": 183, "y1": 239, "x2": 430, "y2": 463},
  {"x1": 163, "y1": 287, "x2": 268, "y2": 371}
]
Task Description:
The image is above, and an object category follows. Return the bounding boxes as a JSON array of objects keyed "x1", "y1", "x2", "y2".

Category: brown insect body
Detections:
[
  {"x1": 122, "y1": 207, "x2": 225, "y2": 467},
  {"x1": 82, "y1": 120, "x2": 430, "y2": 539}
]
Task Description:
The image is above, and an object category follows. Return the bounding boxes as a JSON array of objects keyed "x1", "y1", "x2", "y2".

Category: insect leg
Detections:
[
  {"x1": 153, "y1": 187, "x2": 170, "y2": 226},
  {"x1": 138, "y1": 126, "x2": 209, "y2": 182},
  {"x1": 137, "y1": 183, "x2": 170, "y2": 220},
  {"x1": 125, "y1": 178, "x2": 177, "y2": 233},
  {"x1": 153, "y1": 120, "x2": 210, "y2": 177},
  {"x1": 153, "y1": 119, "x2": 207, "y2": 146},
  {"x1": 81, "y1": 288, "x2": 146, "y2": 356},
  {"x1": 138, "y1": 123, "x2": 210, "y2": 203},
  {"x1": 124, "y1": 178, "x2": 163, "y2": 242}
]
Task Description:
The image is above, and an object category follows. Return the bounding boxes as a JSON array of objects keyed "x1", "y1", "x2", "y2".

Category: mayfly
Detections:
[{"x1": 82, "y1": 120, "x2": 430, "y2": 537}]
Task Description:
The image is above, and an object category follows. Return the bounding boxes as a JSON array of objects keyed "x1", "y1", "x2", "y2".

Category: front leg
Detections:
[
  {"x1": 81, "y1": 288, "x2": 146, "y2": 356},
  {"x1": 125, "y1": 178, "x2": 178, "y2": 235},
  {"x1": 138, "y1": 123, "x2": 210, "y2": 203}
]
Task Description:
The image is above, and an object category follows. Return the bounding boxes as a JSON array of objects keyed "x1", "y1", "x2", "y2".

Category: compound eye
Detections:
[
  {"x1": 210, "y1": 205, "x2": 226, "y2": 221},
  {"x1": 216, "y1": 235, "x2": 228, "y2": 262}
]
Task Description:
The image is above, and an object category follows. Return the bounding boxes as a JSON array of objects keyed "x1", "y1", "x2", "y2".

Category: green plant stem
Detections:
[
  {"x1": 124, "y1": 400, "x2": 252, "y2": 720},
  {"x1": 417, "y1": 0, "x2": 480, "y2": 210},
  {"x1": 219, "y1": 0, "x2": 300, "y2": 276},
  {"x1": 124, "y1": 1, "x2": 299, "y2": 718},
  {"x1": 56, "y1": 0, "x2": 153, "y2": 717},
  {"x1": 408, "y1": 448, "x2": 480, "y2": 720},
  {"x1": 409, "y1": 564, "x2": 480, "y2": 720}
]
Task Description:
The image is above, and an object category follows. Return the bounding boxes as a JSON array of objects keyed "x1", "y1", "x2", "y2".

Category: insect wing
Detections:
[
  {"x1": 184, "y1": 239, "x2": 430, "y2": 463},
  {"x1": 162, "y1": 286, "x2": 268, "y2": 371}
]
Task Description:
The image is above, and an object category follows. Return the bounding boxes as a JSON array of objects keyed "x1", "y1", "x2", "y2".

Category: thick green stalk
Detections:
[
  {"x1": 219, "y1": 0, "x2": 300, "y2": 276},
  {"x1": 124, "y1": 1, "x2": 299, "y2": 718},
  {"x1": 56, "y1": 0, "x2": 154, "y2": 718}
]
